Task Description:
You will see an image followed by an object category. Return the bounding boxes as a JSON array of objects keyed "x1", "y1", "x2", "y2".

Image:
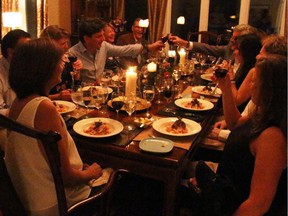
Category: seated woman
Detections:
[
  {"x1": 5, "y1": 38, "x2": 102, "y2": 215},
  {"x1": 185, "y1": 54, "x2": 287, "y2": 215},
  {"x1": 210, "y1": 35, "x2": 287, "y2": 141},
  {"x1": 40, "y1": 25, "x2": 83, "y2": 100}
]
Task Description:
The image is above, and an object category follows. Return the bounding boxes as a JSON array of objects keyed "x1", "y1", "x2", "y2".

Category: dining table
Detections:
[{"x1": 63, "y1": 70, "x2": 222, "y2": 216}]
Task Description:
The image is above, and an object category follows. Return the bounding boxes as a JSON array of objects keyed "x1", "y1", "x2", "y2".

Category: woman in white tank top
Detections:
[{"x1": 5, "y1": 38, "x2": 103, "y2": 216}]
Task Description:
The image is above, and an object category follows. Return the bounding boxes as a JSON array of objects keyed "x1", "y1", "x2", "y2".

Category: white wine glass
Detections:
[
  {"x1": 142, "y1": 85, "x2": 155, "y2": 118},
  {"x1": 154, "y1": 76, "x2": 164, "y2": 104},
  {"x1": 91, "y1": 86, "x2": 105, "y2": 112},
  {"x1": 82, "y1": 84, "x2": 92, "y2": 117},
  {"x1": 124, "y1": 94, "x2": 137, "y2": 131},
  {"x1": 70, "y1": 84, "x2": 83, "y2": 118}
]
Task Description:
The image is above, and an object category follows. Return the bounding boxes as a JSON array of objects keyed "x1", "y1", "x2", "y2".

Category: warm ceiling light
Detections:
[
  {"x1": 2, "y1": 12, "x2": 22, "y2": 28},
  {"x1": 230, "y1": 15, "x2": 237, "y2": 19}
]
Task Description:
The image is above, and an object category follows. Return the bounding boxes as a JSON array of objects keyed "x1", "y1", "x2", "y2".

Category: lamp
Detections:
[
  {"x1": 139, "y1": 19, "x2": 149, "y2": 28},
  {"x1": 177, "y1": 16, "x2": 185, "y2": 25},
  {"x1": 2, "y1": 12, "x2": 23, "y2": 29}
]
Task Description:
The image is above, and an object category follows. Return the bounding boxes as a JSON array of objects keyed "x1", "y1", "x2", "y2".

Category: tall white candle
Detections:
[
  {"x1": 168, "y1": 50, "x2": 176, "y2": 58},
  {"x1": 178, "y1": 48, "x2": 186, "y2": 65},
  {"x1": 147, "y1": 62, "x2": 157, "y2": 72},
  {"x1": 125, "y1": 67, "x2": 137, "y2": 96}
]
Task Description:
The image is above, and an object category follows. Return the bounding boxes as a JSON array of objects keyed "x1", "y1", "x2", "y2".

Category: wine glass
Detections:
[
  {"x1": 123, "y1": 94, "x2": 137, "y2": 131},
  {"x1": 91, "y1": 86, "x2": 105, "y2": 112},
  {"x1": 172, "y1": 68, "x2": 181, "y2": 85},
  {"x1": 162, "y1": 78, "x2": 174, "y2": 103},
  {"x1": 70, "y1": 84, "x2": 83, "y2": 117},
  {"x1": 212, "y1": 63, "x2": 229, "y2": 96},
  {"x1": 111, "y1": 91, "x2": 124, "y2": 116},
  {"x1": 67, "y1": 52, "x2": 78, "y2": 86},
  {"x1": 82, "y1": 85, "x2": 92, "y2": 117},
  {"x1": 154, "y1": 76, "x2": 164, "y2": 104},
  {"x1": 142, "y1": 85, "x2": 155, "y2": 118}
]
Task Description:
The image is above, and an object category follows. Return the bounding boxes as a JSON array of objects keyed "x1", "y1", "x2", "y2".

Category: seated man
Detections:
[
  {"x1": 69, "y1": 19, "x2": 163, "y2": 83},
  {"x1": 116, "y1": 18, "x2": 148, "y2": 70},
  {"x1": 0, "y1": 29, "x2": 31, "y2": 116}
]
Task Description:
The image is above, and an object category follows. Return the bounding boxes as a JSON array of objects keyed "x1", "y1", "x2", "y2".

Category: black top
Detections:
[{"x1": 217, "y1": 121, "x2": 287, "y2": 215}]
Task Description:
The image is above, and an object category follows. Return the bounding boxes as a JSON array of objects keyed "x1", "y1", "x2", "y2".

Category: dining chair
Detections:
[
  {"x1": 187, "y1": 31, "x2": 223, "y2": 45},
  {"x1": 0, "y1": 114, "x2": 126, "y2": 216}
]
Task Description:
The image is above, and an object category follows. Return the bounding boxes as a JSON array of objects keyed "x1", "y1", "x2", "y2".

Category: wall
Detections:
[{"x1": 48, "y1": 0, "x2": 71, "y2": 32}]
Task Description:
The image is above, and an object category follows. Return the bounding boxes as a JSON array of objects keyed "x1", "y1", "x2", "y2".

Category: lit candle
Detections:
[
  {"x1": 168, "y1": 50, "x2": 176, "y2": 58},
  {"x1": 125, "y1": 67, "x2": 137, "y2": 96},
  {"x1": 147, "y1": 62, "x2": 157, "y2": 72},
  {"x1": 177, "y1": 16, "x2": 185, "y2": 25},
  {"x1": 178, "y1": 48, "x2": 186, "y2": 65}
]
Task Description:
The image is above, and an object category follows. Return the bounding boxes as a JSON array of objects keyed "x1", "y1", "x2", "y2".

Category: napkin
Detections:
[{"x1": 89, "y1": 168, "x2": 114, "y2": 187}]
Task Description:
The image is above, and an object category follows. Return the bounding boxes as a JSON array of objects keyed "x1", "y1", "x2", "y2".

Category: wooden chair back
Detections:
[{"x1": 0, "y1": 114, "x2": 127, "y2": 216}]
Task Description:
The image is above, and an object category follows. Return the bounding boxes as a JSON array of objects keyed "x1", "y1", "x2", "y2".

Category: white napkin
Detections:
[{"x1": 89, "y1": 168, "x2": 114, "y2": 187}]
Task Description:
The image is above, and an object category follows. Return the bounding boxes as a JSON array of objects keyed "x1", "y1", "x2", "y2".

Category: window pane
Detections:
[
  {"x1": 171, "y1": 0, "x2": 201, "y2": 40},
  {"x1": 249, "y1": 0, "x2": 283, "y2": 34},
  {"x1": 208, "y1": 0, "x2": 240, "y2": 45}
]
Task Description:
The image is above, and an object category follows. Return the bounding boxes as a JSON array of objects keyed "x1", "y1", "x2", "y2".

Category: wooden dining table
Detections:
[{"x1": 66, "y1": 77, "x2": 221, "y2": 216}]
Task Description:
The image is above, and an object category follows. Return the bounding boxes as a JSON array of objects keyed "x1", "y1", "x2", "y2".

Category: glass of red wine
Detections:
[
  {"x1": 111, "y1": 91, "x2": 124, "y2": 116},
  {"x1": 161, "y1": 33, "x2": 170, "y2": 44},
  {"x1": 67, "y1": 52, "x2": 78, "y2": 85}
]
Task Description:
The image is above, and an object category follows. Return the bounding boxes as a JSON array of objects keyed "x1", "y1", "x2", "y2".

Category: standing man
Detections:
[
  {"x1": 0, "y1": 29, "x2": 31, "y2": 115},
  {"x1": 116, "y1": 18, "x2": 148, "y2": 69},
  {"x1": 69, "y1": 19, "x2": 163, "y2": 83}
]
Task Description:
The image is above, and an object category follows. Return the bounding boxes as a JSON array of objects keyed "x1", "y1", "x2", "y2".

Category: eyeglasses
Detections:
[{"x1": 133, "y1": 25, "x2": 143, "y2": 29}]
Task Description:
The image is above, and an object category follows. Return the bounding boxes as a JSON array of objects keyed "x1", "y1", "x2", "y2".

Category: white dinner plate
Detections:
[
  {"x1": 73, "y1": 117, "x2": 124, "y2": 138},
  {"x1": 139, "y1": 137, "x2": 174, "y2": 153},
  {"x1": 174, "y1": 98, "x2": 214, "y2": 111},
  {"x1": 200, "y1": 73, "x2": 213, "y2": 82},
  {"x1": 152, "y1": 117, "x2": 202, "y2": 137},
  {"x1": 192, "y1": 86, "x2": 222, "y2": 97},
  {"x1": 54, "y1": 100, "x2": 76, "y2": 114}
]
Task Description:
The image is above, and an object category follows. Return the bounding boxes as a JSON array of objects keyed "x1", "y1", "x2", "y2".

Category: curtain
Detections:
[
  {"x1": 147, "y1": 0, "x2": 167, "y2": 42},
  {"x1": 36, "y1": 0, "x2": 48, "y2": 37},
  {"x1": 113, "y1": 0, "x2": 125, "y2": 20},
  {"x1": 1, "y1": 0, "x2": 19, "y2": 37}
]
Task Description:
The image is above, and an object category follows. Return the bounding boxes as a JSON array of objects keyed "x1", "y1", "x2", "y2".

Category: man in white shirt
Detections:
[
  {"x1": 0, "y1": 29, "x2": 31, "y2": 115},
  {"x1": 69, "y1": 19, "x2": 163, "y2": 83}
]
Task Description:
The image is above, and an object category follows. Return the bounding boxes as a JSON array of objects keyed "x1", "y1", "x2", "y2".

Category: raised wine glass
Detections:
[
  {"x1": 142, "y1": 85, "x2": 155, "y2": 118},
  {"x1": 66, "y1": 52, "x2": 78, "y2": 86},
  {"x1": 123, "y1": 94, "x2": 137, "y2": 131}
]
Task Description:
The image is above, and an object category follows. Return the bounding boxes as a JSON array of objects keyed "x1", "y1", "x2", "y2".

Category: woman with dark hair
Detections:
[
  {"x1": 6, "y1": 38, "x2": 102, "y2": 215},
  {"x1": 189, "y1": 54, "x2": 287, "y2": 215},
  {"x1": 230, "y1": 33, "x2": 262, "y2": 112}
]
